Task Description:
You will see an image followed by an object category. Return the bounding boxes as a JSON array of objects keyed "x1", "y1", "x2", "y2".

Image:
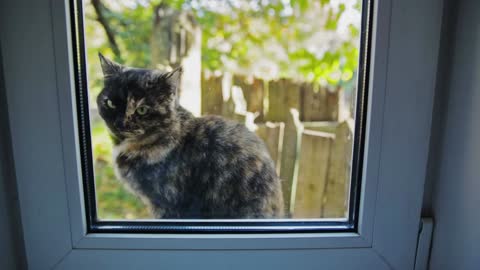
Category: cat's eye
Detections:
[
  {"x1": 136, "y1": 105, "x2": 149, "y2": 115},
  {"x1": 106, "y1": 99, "x2": 116, "y2": 109}
]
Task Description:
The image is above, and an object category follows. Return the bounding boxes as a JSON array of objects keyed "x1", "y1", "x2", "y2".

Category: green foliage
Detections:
[
  {"x1": 289, "y1": 41, "x2": 359, "y2": 86},
  {"x1": 86, "y1": 0, "x2": 363, "y2": 85},
  {"x1": 188, "y1": 0, "x2": 362, "y2": 84}
]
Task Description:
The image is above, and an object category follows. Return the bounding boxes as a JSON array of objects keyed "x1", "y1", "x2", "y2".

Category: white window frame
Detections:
[{"x1": 0, "y1": 0, "x2": 442, "y2": 269}]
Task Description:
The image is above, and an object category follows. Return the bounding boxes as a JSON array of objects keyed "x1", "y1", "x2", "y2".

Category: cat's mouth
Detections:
[
  {"x1": 106, "y1": 123, "x2": 145, "y2": 140},
  {"x1": 111, "y1": 120, "x2": 146, "y2": 138},
  {"x1": 121, "y1": 129, "x2": 145, "y2": 138}
]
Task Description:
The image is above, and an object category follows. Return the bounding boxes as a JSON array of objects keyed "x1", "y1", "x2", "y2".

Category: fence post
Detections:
[
  {"x1": 278, "y1": 109, "x2": 302, "y2": 215},
  {"x1": 265, "y1": 79, "x2": 301, "y2": 122},
  {"x1": 301, "y1": 84, "x2": 340, "y2": 121},
  {"x1": 291, "y1": 129, "x2": 334, "y2": 218},
  {"x1": 321, "y1": 120, "x2": 354, "y2": 218},
  {"x1": 201, "y1": 74, "x2": 223, "y2": 115},
  {"x1": 255, "y1": 122, "x2": 285, "y2": 175}
]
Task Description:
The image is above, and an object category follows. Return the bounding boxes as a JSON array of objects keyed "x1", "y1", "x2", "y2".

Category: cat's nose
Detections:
[
  {"x1": 122, "y1": 116, "x2": 135, "y2": 129},
  {"x1": 124, "y1": 110, "x2": 135, "y2": 120},
  {"x1": 123, "y1": 113, "x2": 133, "y2": 124}
]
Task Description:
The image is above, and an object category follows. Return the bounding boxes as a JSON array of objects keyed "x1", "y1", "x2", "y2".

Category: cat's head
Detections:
[{"x1": 96, "y1": 53, "x2": 182, "y2": 142}]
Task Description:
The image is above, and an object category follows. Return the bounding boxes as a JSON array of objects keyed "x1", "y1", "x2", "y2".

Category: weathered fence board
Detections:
[
  {"x1": 255, "y1": 122, "x2": 284, "y2": 175},
  {"x1": 292, "y1": 131, "x2": 333, "y2": 218},
  {"x1": 326, "y1": 89, "x2": 340, "y2": 121},
  {"x1": 233, "y1": 75, "x2": 264, "y2": 122},
  {"x1": 301, "y1": 84, "x2": 328, "y2": 121},
  {"x1": 301, "y1": 85, "x2": 339, "y2": 121},
  {"x1": 265, "y1": 79, "x2": 301, "y2": 122},
  {"x1": 321, "y1": 120, "x2": 353, "y2": 218},
  {"x1": 279, "y1": 109, "x2": 302, "y2": 215},
  {"x1": 281, "y1": 116, "x2": 352, "y2": 218},
  {"x1": 201, "y1": 75, "x2": 223, "y2": 115}
]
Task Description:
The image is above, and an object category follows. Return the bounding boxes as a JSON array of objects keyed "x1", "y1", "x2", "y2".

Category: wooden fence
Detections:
[
  {"x1": 201, "y1": 73, "x2": 353, "y2": 218},
  {"x1": 255, "y1": 111, "x2": 353, "y2": 218},
  {"x1": 201, "y1": 74, "x2": 344, "y2": 122}
]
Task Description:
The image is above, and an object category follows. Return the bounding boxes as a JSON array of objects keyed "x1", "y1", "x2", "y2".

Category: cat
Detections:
[{"x1": 96, "y1": 53, "x2": 284, "y2": 219}]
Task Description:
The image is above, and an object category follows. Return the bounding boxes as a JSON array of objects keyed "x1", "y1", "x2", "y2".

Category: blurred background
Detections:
[{"x1": 83, "y1": 0, "x2": 363, "y2": 220}]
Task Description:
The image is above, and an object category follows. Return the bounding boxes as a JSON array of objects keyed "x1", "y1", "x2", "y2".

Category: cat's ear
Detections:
[
  {"x1": 98, "y1": 53, "x2": 122, "y2": 77},
  {"x1": 165, "y1": 66, "x2": 183, "y2": 90}
]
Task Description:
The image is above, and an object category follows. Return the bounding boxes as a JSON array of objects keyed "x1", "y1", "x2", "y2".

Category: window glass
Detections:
[{"x1": 73, "y1": 0, "x2": 369, "y2": 231}]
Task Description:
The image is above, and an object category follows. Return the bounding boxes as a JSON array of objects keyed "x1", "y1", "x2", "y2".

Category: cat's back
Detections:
[
  {"x1": 180, "y1": 115, "x2": 284, "y2": 218},
  {"x1": 185, "y1": 115, "x2": 270, "y2": 160}
]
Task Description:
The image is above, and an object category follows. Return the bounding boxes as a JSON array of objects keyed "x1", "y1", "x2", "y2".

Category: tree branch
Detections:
[{"x1": 91, "y1": 0, "x2": 122, "y2": 59}]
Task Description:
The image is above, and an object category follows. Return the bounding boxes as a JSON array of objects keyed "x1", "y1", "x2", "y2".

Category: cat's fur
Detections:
[{"x1": 96, "y1": 54, "x2": 284, "y2": 219}]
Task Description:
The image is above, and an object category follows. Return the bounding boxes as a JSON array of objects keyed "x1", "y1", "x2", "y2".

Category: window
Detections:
[
  {"x1": 1, "y1": 0, "x2": 441, "y2": 268},
  {"x1": 71, "y1": 0, "x2": 372, "y2": 233}
]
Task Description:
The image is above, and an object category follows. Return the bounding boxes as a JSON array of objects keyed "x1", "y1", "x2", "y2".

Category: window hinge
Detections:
[{"x1": 414, "y1": 217, "x2": 434, "y2": 270}]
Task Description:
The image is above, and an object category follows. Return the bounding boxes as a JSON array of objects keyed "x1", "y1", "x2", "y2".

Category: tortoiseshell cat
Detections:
[{"x1": 96, "y1": 54, "x2": 284, "y2": 219}]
